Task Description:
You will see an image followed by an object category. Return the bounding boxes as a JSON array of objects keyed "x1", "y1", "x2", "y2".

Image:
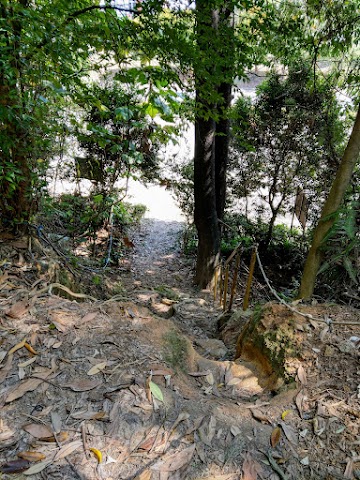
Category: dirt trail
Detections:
[
  {"x1": 130, "y1": 219, "x2": 188, "y2": 290},
  {"x1": 0, "y1": 213, "x2": 359, "y2": 480}
]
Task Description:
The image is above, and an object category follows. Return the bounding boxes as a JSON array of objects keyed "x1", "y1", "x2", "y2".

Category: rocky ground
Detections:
[{"x1": 0, "y1": 218, "x2": 359, "y2": 480}]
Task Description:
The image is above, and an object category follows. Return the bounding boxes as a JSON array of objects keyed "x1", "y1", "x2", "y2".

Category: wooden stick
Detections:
[
  {"x1": 214, "y1": 265, "x2": 219, "y2": 302},
  {"x1": 219, "y1": 264, "x2": 223, "y2": 307},
  {"x1": 243, "y1": 247, "x2": 257, "y2": 311},
  {"x1": 223, "y1": 264, "x2": 230, "y2": 312},
  {"x1": 228, "y1": 252, "x2": 241, "y2": 312}
]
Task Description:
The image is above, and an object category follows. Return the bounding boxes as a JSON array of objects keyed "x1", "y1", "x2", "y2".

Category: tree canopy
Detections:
[{"x1": 1, "y1": 0, "x2": 359, "y2": 299}]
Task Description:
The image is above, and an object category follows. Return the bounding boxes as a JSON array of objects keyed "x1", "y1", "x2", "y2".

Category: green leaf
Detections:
[
  {"x1": 93, "y1": 194, "x2": 103, "y2": 204},
  {"x1": 115, "y1": 106, "x2": 133, "y2": 121},
  {"x1": 145, "y1": 104, "x2": 159, "y2": 118},
  {"x1": 343, "y1": 257, "x2": 358, "y2": 284},
  {"x1": 149, "y1": 381, "x2": 164, "y2": 402}
]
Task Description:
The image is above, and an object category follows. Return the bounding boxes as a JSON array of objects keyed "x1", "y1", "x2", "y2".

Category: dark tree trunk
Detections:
[
  {"x1": 194, "y1": 111, "x2": 220, "y2": 287},
  {"x1": 193, "y1": 0, "x2": 234, "y2": 288},
  {"x1": 214, "y1": 81, "x2": 232, "y2": 225},
  {"x1": 193, "y1": 0, "x2": 221, "y2": 288}
]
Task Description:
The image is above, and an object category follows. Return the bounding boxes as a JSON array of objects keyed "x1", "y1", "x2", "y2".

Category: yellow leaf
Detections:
[
  {"x1": 281, "y1": 410, "x2": 292, "y2": 421},
  {"x1": 9, "y1": 338, "x2": 27, "y2": 355},
  {"x1": 89, "y1": 447, "x2": 102, "y2": 464},
  {"x1": 24, "y1": 343, "x2": 38, "y2": 355}
]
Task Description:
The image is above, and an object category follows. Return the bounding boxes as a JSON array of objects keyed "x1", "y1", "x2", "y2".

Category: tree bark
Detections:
[
  {"x1": 193, "y1": 0, "x2": 234, "y2": 287},
  {"x1": 215, "y1": 81, "x2": 232, "y2": 224},
  {"x1": 193, "y1": 0, "x2": 221, "y2": 288},
  {"x1": 194, "y1": 113, "x2": 221, "y2": 287},
  {"x1": 298, "y1": 103, "x2": 360, "y2": 299}
]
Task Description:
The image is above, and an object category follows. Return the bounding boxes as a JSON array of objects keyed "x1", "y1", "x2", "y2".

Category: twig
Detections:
[
  {"x1": 265, "y1": 450, "x2": 289, "y2": 480},
  {"x1": 81, "y1": 422, "x2": 91, "y2": 459},
  {"x1": 29, "y1": 283, "x2": 97, "y2": 302}
]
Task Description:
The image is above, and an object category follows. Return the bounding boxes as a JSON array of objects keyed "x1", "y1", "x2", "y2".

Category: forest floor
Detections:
[{"x1": 0, "y1": 216, "x2": 359, "y2": 480}]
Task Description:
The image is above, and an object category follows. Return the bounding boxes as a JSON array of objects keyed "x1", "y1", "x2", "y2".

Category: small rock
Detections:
[
  {"x1": 195, "y1": 338, "x2": 227, "y2": 359},
  {"x1": 150, "y1": 302, "x2": 174, "y2": 319}
]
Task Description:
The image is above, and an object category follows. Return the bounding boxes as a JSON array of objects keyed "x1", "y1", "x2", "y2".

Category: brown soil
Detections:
[{"x1": 0, "y1": 220, "x2": 359, "y2": 480}]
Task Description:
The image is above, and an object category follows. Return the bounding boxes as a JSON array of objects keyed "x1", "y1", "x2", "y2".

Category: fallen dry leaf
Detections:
[
  {"x1": 0, "y1": 353, "x2": 14, "y2": 384},
  {"x1": 134, "y1": 470, "x2": 151, "y2": 480},
  {"x1": 0, "y1": 423, "x2": 16, "y2": 442},
  {"x1": 270, "y1": 426, "x2": 282, "y2": 448},
  {"x1": 78, "y1": 312, "x2": 98, "y2": 326},
  {"x1": 6, "y1": 301, "x2": 29, "y2": 319},
  {"x1": 279, "y1": 420, "x2": 298, "y2": 445},
  {"x1": 89, "y1": 447, "x2": 103, "y2": 464},
  {"x1": 295, "y1": 390, "x2": 306, "y2": 419},
  {"x1": 18, "y1": 451, "x2": 46, "y2": 462},
  {"x1": 227, "y1": 377, "x2": 242, "y2": 386},
  {"x1": 199, "y1": 415, "x2": 216, "y2": 447},
  {"x1": 71, "y1": 410, "x2": 107, "y2": 421},
  {"x1": 87, "y1": 361, "x2": 107, "y2": 375},
  {"x1": 18, "y1": 357, "x2": 37, "y2": 368},
  {"x1": 344, "y1": 458, "x2": 354, "y2": 478},
  {"x1": 23, "y1": 459, "x2": 53, "y2": 476},
  {"x1": 24, "y1": 342, "x2": 38, "y2": 355},
  {"x1": 250, "y1": 408, "x2": 272, "y2": 424},
  {"x1": 187, "y1": 370, "x2": 212, "y2": 377},
  {"x1": 51, "y1": 411, "x2": 62, "y2": 434},
  {"x1": 0, "y1": 459, "x2": 31, "y2": 474},
  {"x1": 242, "y1": 452, "x2": 258, "y2": 480},
  {"x1": 151, "y1": 368, "x2": 173, "y2": 376},
  {"x1": 42, "y1": 431, "x2": 68, "y2": 443},
  {"x1": 23, "y1": 423, "x2": 53, "y2": 439},
  {"x1": 296, "y1": 365, "x2": 307, "y2": 385},
  {"x1": 62, "y1": 377, "x2": 102, "y2": 391},
  {"x1": 8, "y1": 338, "x2": 27, "y2": 355},
  {"x1": 319, "y1": 325, "x2": 329, "y2": 342},
  {"x1": 151, "y1": 443, "x2": 196, "y2": 475},
  {"x1": 205, "y1": 372, "x2": 214, "y2": 385},
  {"x1": 230, "y1": 425, "x2": 241, "y2": 436},
  {"x1": 6, "y1": 377, "x2": 46, "y2": 403},
  {"x1": 53, "y1": 440, "x2": 82, "y2": 462},
  {"x1": 18, "y1": 366, "x2": 25, "y2": 380},
  {"x1": 138, "y1": 434, "x2": 158, "y2": 452}
]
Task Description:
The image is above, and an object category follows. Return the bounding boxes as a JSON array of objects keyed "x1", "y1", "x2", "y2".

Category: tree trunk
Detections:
[
  {"x1": 215, "y1": 81, "x2": 232, "y2": 224},
  {"x1": 194, "y1": 113, "x2": 221, "y2": 287},
  {"x1": 298, "y1": 104, "x2": 360, "y2": 299},
  {"x1": 193, "y1": 1, "x2": 221, "y2": 288},
  {"x1": 194, "y1": 0, "x2": 234, "y2": 287}
]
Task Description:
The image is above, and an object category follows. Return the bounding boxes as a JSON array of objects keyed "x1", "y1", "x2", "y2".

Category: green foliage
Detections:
[
  {"x1": 39, "y1": 193, "x2": 145, "y2": 245},
  {"x1": 171, "y1": 160, "x2": 194, "y2": 221},
  {"x1": 318, "y1": 201, "x2": 360, "y2": 287},
  {"x1": 229, "y1": 62, "x2": 346, "y2": 242},
  {"x1": 0, "y1": 0, "x2": 134, "y2": 230},
  {"x1": 73, "y1": 77, "x2": 182, "y2": 191},
  {"x1": 154, "y1": 285, "x2": 179, "y2": 301}
]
